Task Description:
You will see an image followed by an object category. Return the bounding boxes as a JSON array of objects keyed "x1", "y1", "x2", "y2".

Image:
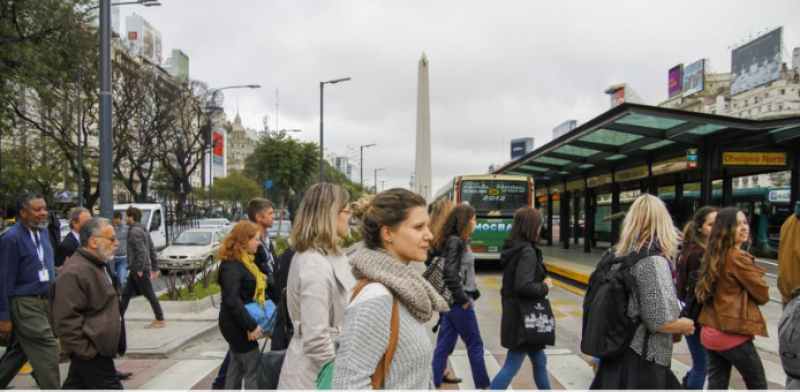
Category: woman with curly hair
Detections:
[
  {"x1": 430, "y1": 204, "x2": 490, "y2": 389},
  {"x1": 217, "y1": 221, "x2": 266, "y2": 389},
  {"x1": 695, "y1": 207, "x2": 769, "y2": 390}
]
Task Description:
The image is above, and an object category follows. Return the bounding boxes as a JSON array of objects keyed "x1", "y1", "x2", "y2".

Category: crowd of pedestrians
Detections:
[{"x1": 1, "y1": 186, "x2": 799, "y2": 390}]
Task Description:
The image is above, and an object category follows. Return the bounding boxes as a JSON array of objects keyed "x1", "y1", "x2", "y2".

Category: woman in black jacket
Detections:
[
  {"x1": 217, "y1": 221, "x2": 266, "y2": 390},
  {"x1": 490, "y1": 206, "x2": 553, "y2": 390},
  {"x1": 430, "y1": 204, "x2": 490, "y2": 389}
]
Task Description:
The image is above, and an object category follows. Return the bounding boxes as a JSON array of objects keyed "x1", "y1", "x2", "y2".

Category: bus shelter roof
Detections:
[{"x1": 495, "y1": 103, "x2": 800, "y2": 185}]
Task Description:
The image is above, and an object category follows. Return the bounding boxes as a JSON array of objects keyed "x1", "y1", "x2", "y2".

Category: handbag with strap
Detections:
[
  {"x1": 316, "y1": 278, "x2": 400, "y2": 390},
  {"x1": 422, "y1": 255, "x2": 454, "y2": 305},
  {"x1": 255, "y1": 288, "x2": 287, "y2": 390}
]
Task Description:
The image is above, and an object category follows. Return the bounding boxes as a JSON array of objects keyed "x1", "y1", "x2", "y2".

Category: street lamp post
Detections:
[
  {"x1": 319, "y1": 77, "x2": 351, "y2": 182},
  {"x1": 204, "y1": 85, "x2": 261, "y2": 215},
  {"x1": 360, "y1": 143, "x2": 376, "y2": 189},
  {"x1": 97, "y1": 0, "x2": 161, "y2": 217},
  {"x1": 374, "y1": 167, "x2": 385, "y2": 194}
]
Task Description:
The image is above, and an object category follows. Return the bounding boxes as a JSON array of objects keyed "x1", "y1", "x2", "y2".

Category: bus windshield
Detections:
[{"x1": 460, "y1": 180, "x2": 529, "y2": 212}]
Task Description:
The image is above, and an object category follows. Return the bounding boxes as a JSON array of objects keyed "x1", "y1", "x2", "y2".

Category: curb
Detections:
[{"x1": 125, "y1": 322, "x2": 220, "y2": 359}]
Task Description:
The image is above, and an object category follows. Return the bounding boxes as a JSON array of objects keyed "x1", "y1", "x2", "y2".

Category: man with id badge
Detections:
[{"x1": 0, "y1": 193, "x2": 60, "y2": 389}]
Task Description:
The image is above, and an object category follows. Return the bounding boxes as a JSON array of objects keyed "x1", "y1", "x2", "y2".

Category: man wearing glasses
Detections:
[{"x1": 51, "y1": 218, "x2": 127, "y2": 389}]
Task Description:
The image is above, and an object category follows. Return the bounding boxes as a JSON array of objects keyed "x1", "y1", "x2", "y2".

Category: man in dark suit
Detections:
[
  {"x1": 54, "y1": 207, "x2": 91, "y2": 267},
  {"x1": 247, "y1": 198, "x2": 280, "y2": 301}
]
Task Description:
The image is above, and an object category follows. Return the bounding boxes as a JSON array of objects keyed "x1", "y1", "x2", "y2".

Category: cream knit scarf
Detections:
[{"x1": 349, "y1": 247, "x2": 449, "y2": 323}]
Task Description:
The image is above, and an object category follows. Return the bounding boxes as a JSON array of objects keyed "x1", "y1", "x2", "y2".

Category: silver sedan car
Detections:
[{"x1": 158, "y1": 228, "x2": 222, "y2": 273}]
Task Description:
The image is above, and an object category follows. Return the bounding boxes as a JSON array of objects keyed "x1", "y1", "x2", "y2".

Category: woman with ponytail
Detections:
[
  {"x1": 696, "y1": 207, "x2": 770, "y2": 390},
  {"x1": 217, "y1": 221, "x2": 267, "y2": 389},
  {"x1": 675, "y1": 206, "x2": 718, "y2": 389}
]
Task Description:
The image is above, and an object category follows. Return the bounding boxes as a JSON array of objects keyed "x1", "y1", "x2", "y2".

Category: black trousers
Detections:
[
  {"x1": 62, "y1": 354, "x2": 123, "y2": 390},
  {"x1": 707, "y1": 339, "x2": 767, "y2": 390},
  {"x1": 120, "y1": 272, "x2": 164, "y2": 321}
]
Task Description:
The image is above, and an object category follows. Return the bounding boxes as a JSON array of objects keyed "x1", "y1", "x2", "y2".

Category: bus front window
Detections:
[{"x1": 460, "y1": 180, "x2": 530, "y2": 211}]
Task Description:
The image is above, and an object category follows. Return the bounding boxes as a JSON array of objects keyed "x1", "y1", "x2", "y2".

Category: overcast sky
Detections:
[{"x1": 120, "y1": 0, "x2": 800, "y2": 193}]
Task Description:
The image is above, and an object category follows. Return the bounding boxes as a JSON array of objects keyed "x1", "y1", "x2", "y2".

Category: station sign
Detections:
[
  {"x1": 686, "y1": 149, "x2": 698, "y2": 168},
  {"x1": 722, "y1": 152, "x2": 787, "y2": 167},
  {"x1": 768, "y1": 189, "x2": 791, "y2": 203}
]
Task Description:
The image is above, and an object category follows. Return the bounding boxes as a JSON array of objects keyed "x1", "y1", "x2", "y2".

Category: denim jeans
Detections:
[
  {"x1": 489, "y1": 348, "x2": 550, "y2": 390},
  {"x1": 683, "y1": 327, "x2": 708, "y2": 389},
  {"x1": 211, "y1": 351, "x2": 231, "y2": 389},
  {"x1": 707, "y1": 339, "x2": 767, "y2": 390},
  {"x1": 114, "y1": 257, "x2": 128, "y2": 290},
  {"x1": 431, "y1": 299, "x2": 490, "y2": 388}
]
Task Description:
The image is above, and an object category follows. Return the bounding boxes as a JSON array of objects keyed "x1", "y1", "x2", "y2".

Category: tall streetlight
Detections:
[
  {"x1": 97, "y1": 0, "x2": 161, "y2": 218},
  {"x1": 374, "y1": 167, "x2": 385, "y2": 194},
  {"x1": 204, "y1": 84, "x2": 261, "y2": 214},
  {"x1": 319, "y1": 77, "x2": 351, "y2": 182},
  {"x1": 360, "y1": 143, "x2": 376, "y2": 189}
]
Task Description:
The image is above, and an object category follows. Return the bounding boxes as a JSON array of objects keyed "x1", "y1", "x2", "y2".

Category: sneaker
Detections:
[
  {"x1": 18, "y1": 363, "x2": 33, "y2": 376},
  {"x1": 144, "y1": 320, "x2": 166, "y2": 329}
]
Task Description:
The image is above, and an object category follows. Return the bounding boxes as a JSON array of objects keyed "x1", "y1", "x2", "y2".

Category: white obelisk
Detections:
[{"x1": 415, "y1": 53, "x2": 432, "y2": 203}]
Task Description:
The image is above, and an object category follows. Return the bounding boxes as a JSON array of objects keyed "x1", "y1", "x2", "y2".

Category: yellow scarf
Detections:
[{"x1": 241, "y1": 253, "x2": 267, "y2": 308}]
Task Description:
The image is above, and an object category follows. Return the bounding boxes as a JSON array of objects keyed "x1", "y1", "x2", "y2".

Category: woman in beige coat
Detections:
[{"x1": 277, "y1": 183, "x2": 356, "y2": 390}]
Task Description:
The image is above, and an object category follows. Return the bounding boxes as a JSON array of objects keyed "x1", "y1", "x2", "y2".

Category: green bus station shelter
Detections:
[{"x1": 494, "y1": 103, "x2": 800, "y2": 254}]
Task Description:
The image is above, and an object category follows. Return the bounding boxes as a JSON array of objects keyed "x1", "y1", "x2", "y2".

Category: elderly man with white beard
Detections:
[{"x1": 50, "y1": 218, "x2": 128, "y2": 389}]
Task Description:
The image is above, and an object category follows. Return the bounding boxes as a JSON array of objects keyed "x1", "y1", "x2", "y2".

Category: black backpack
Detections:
[
  {"x1": 779, "y1": 287, "x2": 800, "y2": 380},
  {"x1": 581, "y1": 248, "x2": 652, "y2": 359}
]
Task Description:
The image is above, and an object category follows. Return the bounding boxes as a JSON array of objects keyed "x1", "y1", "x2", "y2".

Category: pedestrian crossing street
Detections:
[{"x1": 104, "y1": 348, "x2": 787, "y2": 390}]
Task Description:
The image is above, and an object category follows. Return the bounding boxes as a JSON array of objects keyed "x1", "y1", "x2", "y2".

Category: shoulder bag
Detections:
[{"x1": 316, "y1": 278, "x2": 400, "y2": 390}]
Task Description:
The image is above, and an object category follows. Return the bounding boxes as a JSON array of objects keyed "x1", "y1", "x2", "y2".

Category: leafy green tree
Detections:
[
  {"x1": 211, "y1": 172, "x2": 261, "y2": 219},
  {"x1": 245, "y1": 131, "x2": 318, "y2": 235}
]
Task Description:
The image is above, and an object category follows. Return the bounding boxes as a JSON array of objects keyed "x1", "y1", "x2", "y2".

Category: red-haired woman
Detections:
[{"x1": 217, "y1": 221, "x2": 267, "y2": 389}]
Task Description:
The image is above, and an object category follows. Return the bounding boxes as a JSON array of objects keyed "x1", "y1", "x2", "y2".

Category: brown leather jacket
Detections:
[
  {"x1": 50, "y1": 249, "x2": 125, "y2": 360},
  {"x1": 698, "y1": 248, "x2": 769, "y2": 337}
]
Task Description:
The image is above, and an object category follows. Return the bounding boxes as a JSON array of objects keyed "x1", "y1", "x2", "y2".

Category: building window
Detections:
[{"x1": 781, "y1": 89, "x2": 786, "y2": 95}]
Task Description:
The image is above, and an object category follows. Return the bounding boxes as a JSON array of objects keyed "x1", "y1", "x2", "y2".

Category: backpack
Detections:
[
  {"x1": 779, "y1": 287, "x2": 800, "y2": 380},
  {"x1": 581, "y1": 248, "x2": 652, "y2": 359},
  {"x1": 422, "y1": 255, "x2": 454, "y2": 305}
]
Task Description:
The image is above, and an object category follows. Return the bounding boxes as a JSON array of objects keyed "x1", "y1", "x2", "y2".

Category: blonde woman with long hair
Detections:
[
  {"x1": 277, "y1": 183, "x2": 356, "y2": 390},
  {"x1": 590, "y1": 194, "x2": 694, "y2": 389},
  {"x1": 695, "y1": 207, "x2": 769, "y2": 390}
]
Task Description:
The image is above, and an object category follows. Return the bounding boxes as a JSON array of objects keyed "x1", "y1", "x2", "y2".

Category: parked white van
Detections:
[{"x1": 114, "y1": 203, "x2": 167, "y2": 251}]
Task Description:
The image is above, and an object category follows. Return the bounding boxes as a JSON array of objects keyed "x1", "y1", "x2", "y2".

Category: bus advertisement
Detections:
[{"x1": 434, "y1": 174, "x2": 534, "y2": 260}]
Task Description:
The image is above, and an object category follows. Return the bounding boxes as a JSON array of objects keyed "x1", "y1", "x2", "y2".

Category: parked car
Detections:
[
  {"x1": 157, "y1": 228, "x2": 222, "y2": 274},
  {"x1": 198, "y1": 218, "x2": 230, "y2": 229}
]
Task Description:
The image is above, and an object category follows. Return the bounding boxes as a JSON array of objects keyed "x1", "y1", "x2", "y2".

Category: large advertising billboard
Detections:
[
  {"x1": 683, "y1": 59, "x2": 705, "y2": 97},
  {"x1": 668, "y1": 64, "x2": 683, "y2": 98},
  {"x1": 213, "y1": 132, "x2": 224, "y2": 164},
  {"x1": 125, "y1": 15, "x2": 162, "y2": 65},
  {"x1": 511, "y1": 141, "x2": 528, "y2": 160},
  {"x1": 731, "y1": 27, "x2": 783, "y2": 96}
]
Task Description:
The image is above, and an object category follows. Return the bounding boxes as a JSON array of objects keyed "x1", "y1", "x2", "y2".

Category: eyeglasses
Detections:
[{"x1": 93, "y1": 235, "x2": 118, "y2": 243}]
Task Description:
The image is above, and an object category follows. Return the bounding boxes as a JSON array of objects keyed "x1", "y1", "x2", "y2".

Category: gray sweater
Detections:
[{"x1": 332, "y1": 283, "x2": 434, "y2": 390}]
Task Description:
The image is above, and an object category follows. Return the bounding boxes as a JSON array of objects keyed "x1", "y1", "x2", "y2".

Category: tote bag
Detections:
[
  {"x1": 517, "y1": 294, "x2": 556, "y2": 347},
  {"x1": 245, "y1": 300, "x2": 277, "y2": 334}
]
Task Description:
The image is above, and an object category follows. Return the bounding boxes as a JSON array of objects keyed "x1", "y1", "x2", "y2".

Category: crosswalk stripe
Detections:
[
  {"x1": 763, "y1": 359, "x2": 786, "y2": 387},
  {"x1": 140, "y1": 360, "x2": 219, "y2": 390},
  {"x1": 450, "y1": 349, "x2": 508, "y2": 390},
  {"x1": 670, "y1": 358, "x2": 691, "y2": 384},
  {"x1": 546, "y1": 354, "x2": 596, "y2": 390}
]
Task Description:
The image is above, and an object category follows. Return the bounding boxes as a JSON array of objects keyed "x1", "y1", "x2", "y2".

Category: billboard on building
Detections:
[
  {"x1": 552, "y1": 120, "x2": 577, "y2": 140},
  {"x1": 731, "y1": 27, "x2": 783, "y2": 96},
  {"x1": 683, "y1": 59, "x2": 705, "y2": 97},
  {"x1": 668, "y1": 64, "x2": 683, "y2": 98},
  {"x1": 168, "y1": 49, "x2": 190, "y2": 82},
  {"x1": 510, "y1": 139, "x2": 532, "y2": 160},
  {"x1": 125, "y1": 14, "x2": 162, "y2": 65}
]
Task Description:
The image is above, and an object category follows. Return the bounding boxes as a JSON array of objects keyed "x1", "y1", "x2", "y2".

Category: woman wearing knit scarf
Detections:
[
  {"x1": 332, "y1": 188, "x2": 449, "y2": 390},
  {"x1": 217, "y1": 221, "x2": 267, "y2": 389}
]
